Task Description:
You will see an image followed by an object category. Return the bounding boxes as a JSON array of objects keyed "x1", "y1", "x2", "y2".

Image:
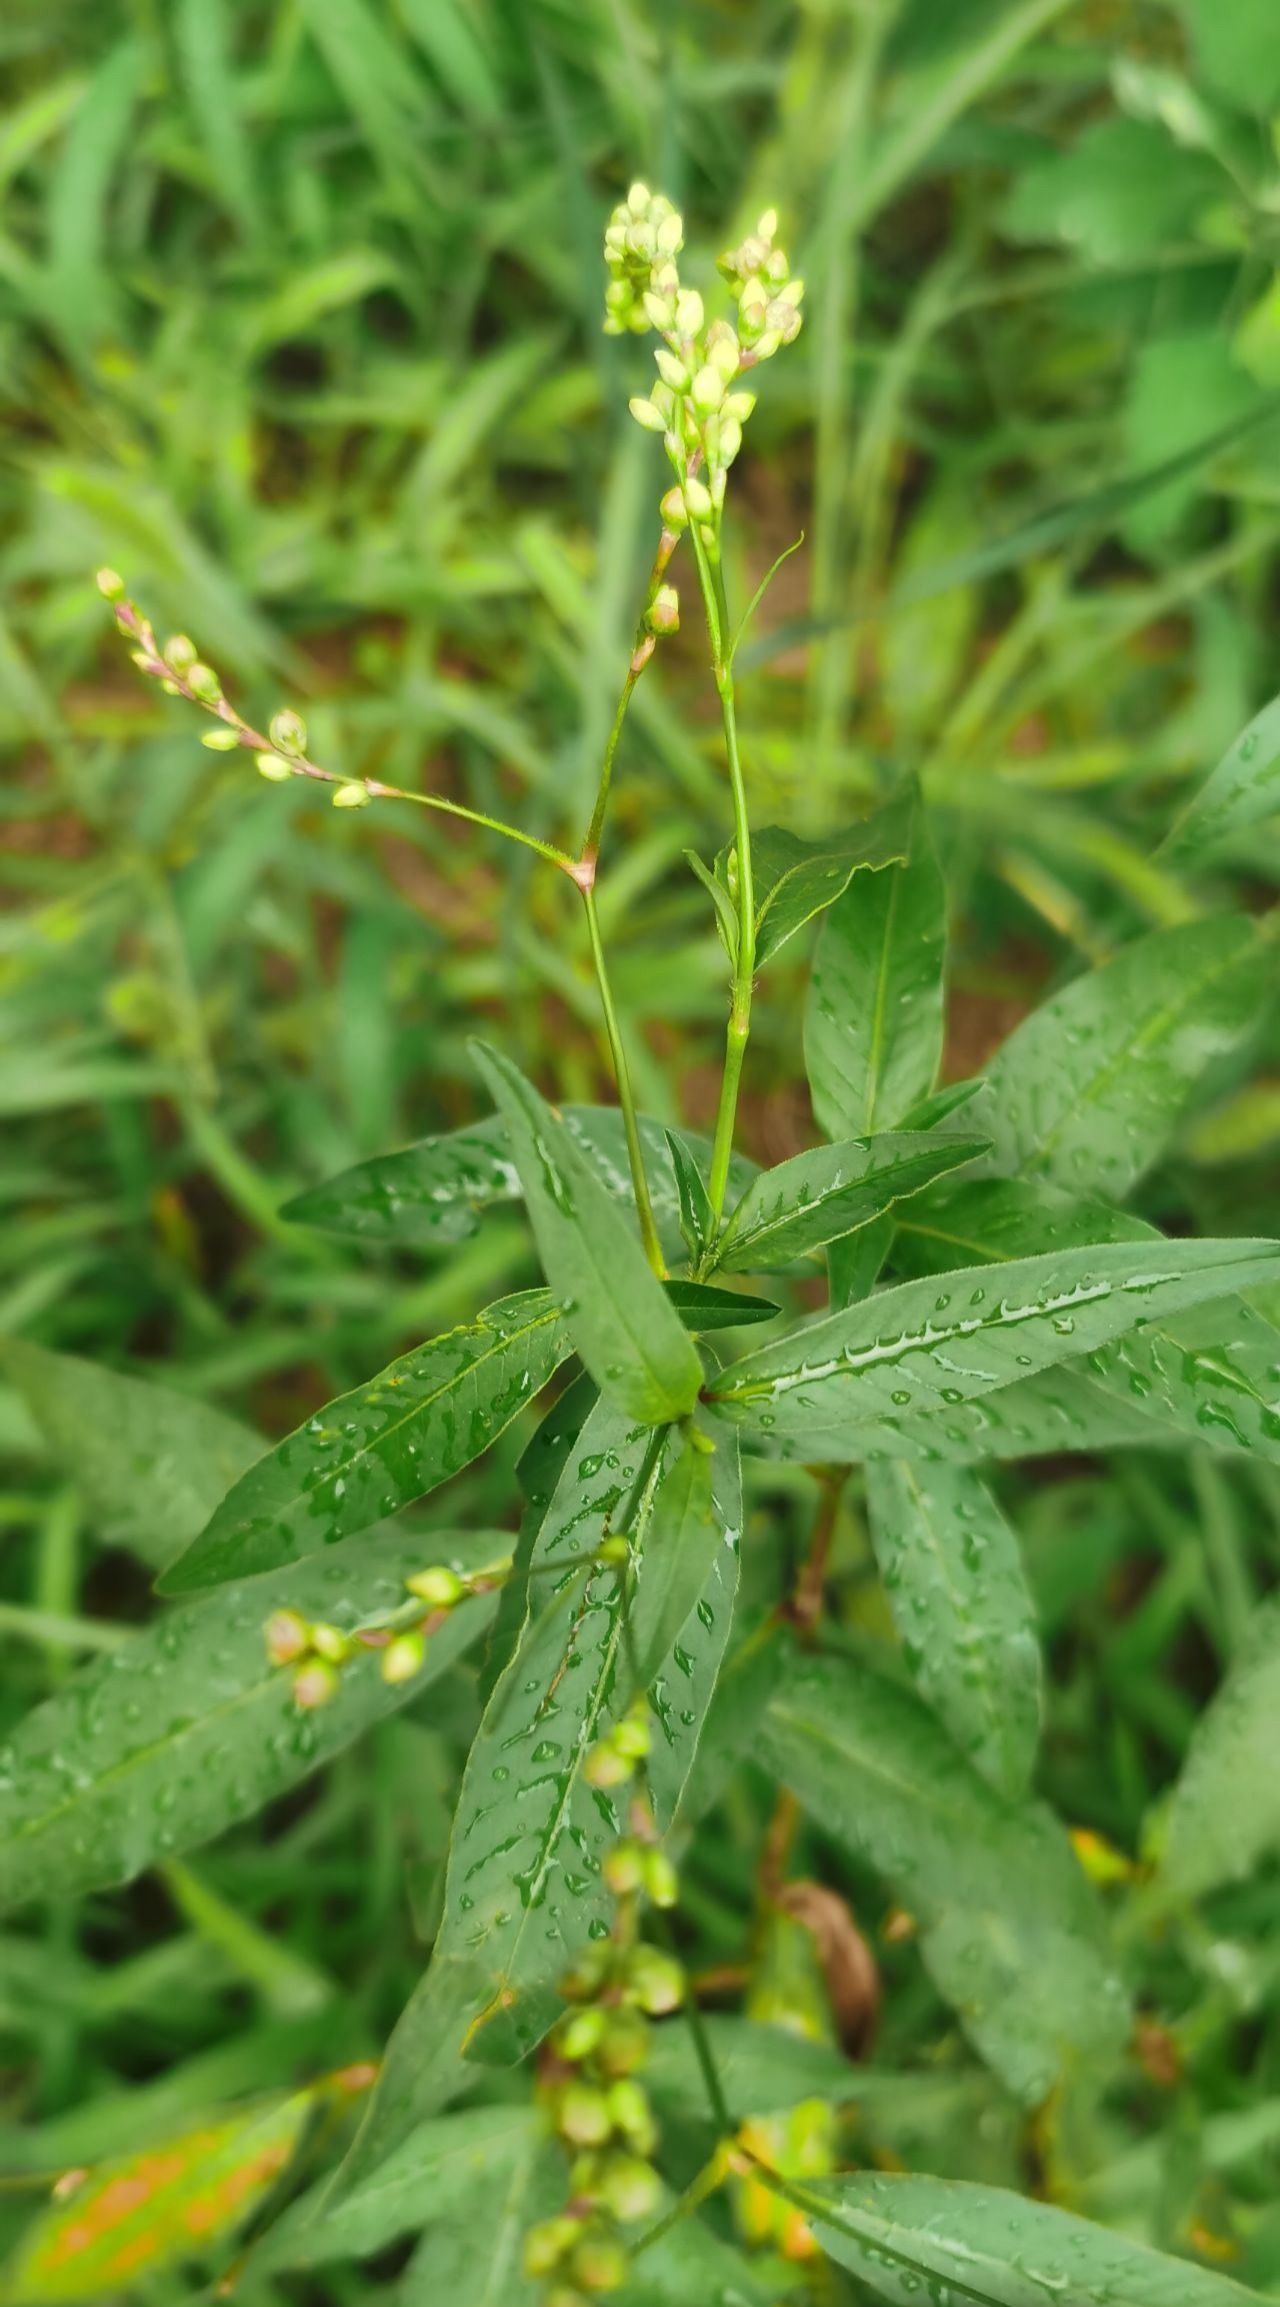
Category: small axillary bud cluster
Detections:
[
  {"x1": 526, "y1": 1701, "x2": 686, "y2": 2303},
  {"x1": 603, "y1": 187, "x2": 803, "y2": 560},
  {"x1": 263, "y1": 1554, "x2": 511, "y2": 1709}
]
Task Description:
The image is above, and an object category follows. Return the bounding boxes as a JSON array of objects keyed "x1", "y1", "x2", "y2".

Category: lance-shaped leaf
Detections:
[
  {"x1": 0, "y1": 1527, "x2": 501, "y2": 1910},
  {"x1": 160, "y1": 1289, "x2": 568, "y2": 1593},
  {"x1": 399, "y1": 2124, "x2": 563, "y2": 2307},
  {"x1": 282, "y1": 1104, "x2": 757, "y2": 1259},
  {"x1": 337, "y1": 1402, "x2": 740, "y2": 2191},
  {"x1": 722, "y1": 788, "x2": 914, "y2": 967},
  {"x1": 663, "y1": 1279, "x2": 780, "y2": 1330},
  {"x1": 894, "y1": 1179, "x2": 1280, "y2": 1465},
  {"x1": 627, "y1": 1431, "x2": 726, "y2": 1689},
  {"x1": 1, "y1": 2091, "x2": 313, "y2": 2303},
  {"x1": 472, "y1": 1043, "x2": 701, "y2": 1425},
  {"x1": 1158, "y1": 1593, "x2": 1280, "y2": 1901},
  {"x1": 252, "y1": 2105, "x2": 533, "y2": 2272},
  {"x1": 967, "y1": 916, "x2": 1271, "y2": 1198},
  {"x1": 805, "y1": 804, "x2": 946, "y2": 1141},
  {"x1": 763, "y1": 1648, "x2": 1130, "y2": 2102},
  {"x1": 708, "y1": 1236, "x2": 1280, "y2": 1462},
  {"x1": 806, "y1": 2171, "x2": 1267, "y2": 2307},
  {"x1": 866, "y1": 1459, "x2": 1042, "y2": 1798},
  {"x1": 835, "y1": 1366, "x2": 1185, "y2": 1466},
  {"x1": 1, "y1": 1340, "x2": 261, "y2": 1573},
  {"x1": 1163, "y1": 685, "x2": 1280, "y2": 861},
  {"x1": 711, "y1": 1131, "x2": 988, "y2": 1274}
]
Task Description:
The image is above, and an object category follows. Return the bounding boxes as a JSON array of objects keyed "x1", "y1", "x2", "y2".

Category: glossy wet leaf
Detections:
[
  {"x1": 763, "y1": 1648, "x2": 1130, "y2": 2102},
  {"x1": 627, "y1": 1431, "x2": 724, "y2": 1692},
  {"x1": 805, "y1": 805, "x2": 946, "y2": 1141},
  {"x1": 1159, "y1": 1593, "x2": 1280, "y2": 1900},
  {"x1": 0, "y1": 1527, "x2": 501, "y2": 1910},
  {"x1": 252, "y1": 2104, "x2": 532, "y2": 2271},
  {"x1": 160, "y1": 1290, "x2": 568, "y2": 1593},
  {"x1": 338, "y1": 1401, "x2": 738, "y2": 2188},
  {"x1": 1, "y1": 2090, "x2": 312, "y2": 2302},
  {"x1": 967, "y1": 917, "x2": 1271, "y2": 1198},
  {"x1": 894, "y1": 1179, "x2": 1280, "y2": 1464},
  {"x1": 709, "y1": 1235, "x2": 1280, "y2": 1462},
  {"x1": 399, "y1": 2122, "x2": 562, "y2": 2307},
  {"x1": 472, "y1": 1043, "x2": 701, "y2": 1424},
  {"x1": 1163, "y1": 686, "x2": 1280, "y2": 860},
  {"x1": 712, "y1": 1131, "x2": 987, "y2": 1274},
  {"x1": 0, "y1": 1340, "x2": 261, "y2": 1573},
  {"x1": 806, "y1": 2170, "x2": 1268, "y2": 2306},
  {"x1": 282, "y1": 1103, "x2": 756, "y2": 1262},
  {"x1": 662, "y1": 1279, "x2": 780, "y2": 1330},
  {"x1": 666, "y1": 1124, "x2": 715, "y2": 1263},
  {"x1": 728, "y1": 788, "x2": 913, "y2": 966},
  {"x1": 866, "y1": 1459, "x2": 1042, "y2": 1798}
]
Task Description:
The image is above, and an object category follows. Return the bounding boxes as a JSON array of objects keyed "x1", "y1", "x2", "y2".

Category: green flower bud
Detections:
[
  {"x1": 655, "y1": 208, "x2": 684, "y2": 256},
  {"x1": 599, "y1": 2153, "x2": 662, "y2": 2223},
  {"x1": 187, "y1": 662, "x2": 222, "y2": 702},
  {"x1": 626, "y1": 1945, "x2": 685, "y2": 2015},
  {"x1": 269, "y1": 708, "x2": 308, "y2": 755},
  {"x1": 644, "y1": 1848, "x2": 679, "y2": 1909},
  {"x1": 381, "y1": 1630, "x2": 426, "y2": 1684},
  {"x1": 605, "y1": 2078, "x2": 656, "y2": 2154},
  {"x1": 612, "y1": 1710, "x2": 650, "y2": 1761},
  {"x1": 708, "y1": 330, "x2": 741, "y2": 382},
  {"x1": 723, "y1": 389, "x2": 756, "y2": 422},
  {"x1": 595, "y1": 1534, "x2": 631, "y2": 1566},
  {"x1": 264, "y1": 1608, "x2": 310, "y2": 1666},
  {"x1": 653, "y1": 347, "x2": 687, "y2": 390},
  {"x1": 628, "y1": 396, "x2": 666, "y2": 434},
  {"x1": 758, "y1": 206, "x2": 779, "y2": 241},
  {"x1": 333, "y1": 781, "x2": 371, "y2": 808},
  {"x1": 717, "y1": 416, "x2": 743, "y2": 466},
  {"x1": 602, "y1": 1840, "x2": 647, "y2": 1898},
  {"x1": 641, "y1": 289, "x2": 674, "y2": 332},
  {"x1": 626, "y1": 180, "x2": 651, "y2": 215},
  {"x1": 201, "y1": 727, "x2": 241, "y2": 751},
  {"x1": 674, "y1": 288, "x2": 704, "y2": 338},
  {"x1": 682, "y1": 476, "x2": 713, "y2": 520},
  {"x1": 690, "y1": 364, "x2": 724, "y2": 417},
  {"x1": 293, "y1": 1659, "x2": 340, "y2": 1710},
  {"x1": 405, "y1": 1564, "x2": 465, "y2": 1609},
  {"x1": 256, "y1": 752, "x2": 294, "y2": 782},
  {"x1": 584, "y1": 1739, "x2": 634, "y2": 1792},
  {"x1": 596, "y1": 2008, "x2": 649, "y2": 2077},
  {"x1": 571, "y1": 2232, "x2": 628, "y2": 2294},
  {"x1": 546, "y1": 2289, "x2": 591, "y2": 2307},
  {"x1": 96, "y1": 567, "x2": 126, "y2": 600},
  {"x1": 659, "y1": 486, "x2": 688, "y2": 531},
  {"x1": 645, "y1": 584, "x2": 679, "y2": 637},
  {"x1": 164, "y1": 634, "x2": 197, "y2": 672},
  {"x1": 557, "y1": 2005, "x2": 608, "y2": 2062},
  {"x1": 160, "y1": 678, "x2": 182, "y2": 696},
  {"x1": 556, "y1": 2081, "x2": 613, "y2": 2147},
  {"x1": 524, "y1": 2217, "x2": 582, "y2": 2278},
  {"x1": 560, "y1": 1942, "x2": 612, "y2": 2002},
  {"x1": 766, "y1": 247, "x2": 789, "y2": 283},
  {"x1": 309, "y1": 1621, "x2": 351, "y2": 1664}
]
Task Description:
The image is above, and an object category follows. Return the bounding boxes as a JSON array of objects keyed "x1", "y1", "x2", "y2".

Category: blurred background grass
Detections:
[{"x1": 4, "y1": 1, "x2": 1280, "y2": 2285}]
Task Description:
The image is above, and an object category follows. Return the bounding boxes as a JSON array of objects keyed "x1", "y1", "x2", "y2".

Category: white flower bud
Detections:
[
  {"x1": 645, "y1": 584, "x2": 680, "y2": 635},
  {"x1": 605, "y1": 280, "x2": 631, "y2": 315},
  {"x1": 674, "y1": 288, "x2": 704, "y2": 338},
  {"x1": 778, "y1": 277, "x2": 805, "y2": 308},
  {"x1": 187, "y1": 662, "x2": 222, "y2": 702},
  {"x1": 683, "y1": 475, "x2": 713, "y2": 519},
  {"x1": 690, "y1": 363, "x2": 724, "y2": 416},
  {"x1": 201, "y1": 727, "x2": 240, "y2": 751},
  {"x1": 758, "y1": 207, "x2": 778, "y2": 241},
  {"x1": 255, "y1": 752, "x2": 294, "y2": 782},
  {"x1": 654, "y1": 347, "x2": 687, "y2": 389},
  {"x1": 164, "y1": 634, "x2": 197, "y2": 672},
  {"x1": 709, "y1": 330, "x2": 740, "y2": 381},
  {"x1": 723, "y1": 389, "x2": 756, "y2": 421},
  {"x1": 642, "y1": 290, "x2": 674, "y2": 332},
  {"x1": 628, "y1": 396, "x2": 667, "y2": 433},
  {"x1": 717, "y1": 416, "x2": 743, "y2": 465},
  {"x1": 659, "y1": 485, "x2": 688, "y2": 530},
  {"x1": 766, "y1": 247, "x2": 789, "y2": 283},
  {"x1": 627, "y1": 180, "x2": 651, "y2": 215},
  {"x1": 96, "y1": 567, "x2": 126, "y2": 601},
  {"x1": 270, "y1": 708, "x2": 307, "y2": 755},
  {"x1": 333, "y1": 781, "x2": 371, "y2": 808},
  {"x1": 656, "y1": 209, "x2": 684, "y2": 255}
]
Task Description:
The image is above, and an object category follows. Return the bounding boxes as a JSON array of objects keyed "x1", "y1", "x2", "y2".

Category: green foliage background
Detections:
[{"x1": 2, "y1": 0, "x2": 1280, "y2": 2300}]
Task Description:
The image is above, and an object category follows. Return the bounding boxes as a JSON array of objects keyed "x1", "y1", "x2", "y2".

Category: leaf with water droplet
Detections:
[
  {"x1": 709, "y1": 1235, "x2": 1280, "y2": 1462},
  {"x1": 250, "y1": 2104, "x2": 535, "y2": 2274},
  {"x1": 472, "y1": 1042, "x2": 701, "y2": 1424},
  {"x1": 1163, "y1": 684, "x2": 1280, "y2": 863},
  {"x1": 0, "y1": 1527, "x2": 503, "y2": 1911},
  {"x1": 966, "y1": 915, "x2": 1271, "y2": 1199},
  {"x1": 866, "y1": 1459, "x2": 1042, "y2": 1799},
  {"x1": 712, "y1": 1130, "x2": 988, "y2": 1275},
  {"x1": 804, "y1": 793, "x2": 946, "y2": 1141},
  {"x1": 806, "y1": 2169, "x2": 1268, "y2": 2305},
  {"x1": 762, "y1": 1645, "x2": 1129, "y2": 2101},
  {"x1": 160, "y1": 1290, "x2": 569, "y2": 1593},
  {"x1": 729, "y1": 787, "x2": 914, "y2": 967}
]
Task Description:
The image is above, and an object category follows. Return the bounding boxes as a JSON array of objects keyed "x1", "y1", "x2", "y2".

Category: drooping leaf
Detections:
[
  {"x1": 967, "y1": 917, "x2": 1271, "y2": 1199},
  {"x1": 398, "y1": 2123, "x2": 562, "y2": 2307},
  {"x1": 160, "y1": 1290, "x2": 569, "y2": 1594},
  {"x1": 729, "y1": 788, "x2": 914, "y2": 967},
  {"x1": 0, "y1": 1528, "x2": 501, "y2": 1910},
  {"x1": 662, "y1": 1280, "x2": 780, "y2": 1331},
  {"x1": 281, "y1": 1104, "x2": 757, "y2": 1260},
  {"x1": 1163, "y1": 686, "x2": 1280, "y2": 860},
  {"x1": 865, "y1": 1459, "x2": 1042, "y2": 1798},
  {"x1": 805, "y1": 806, "x2": 946, "y2": 1141},
  {"x1": 252, "y1": 2104, "x2": 532, "y2": 2272},
  {"x1": 1158, "y1": 1593, "x2": 1280, "y2": 1900},
  {"x1": 708, "y1": 1236, "x2": 1280, "y2": 1462},
  {"x1": 828, "y1": 1215, "x2": 895, "y2": 1308},
  {"x1": 1, "y1": 2091, "x2": 313, "y2": 2302},
  {"x1": 472, "y1": 1044, "x2": 701, "y2": 1424},
  {"x1": 805, "y1": 2170, "x2": 1267, "y2": 2306},
  {"x1": 763, "y1": 1648, "x2": 1130, "y2": 2102},
  {"x1": 711, "y1": 1132, "x2": 987, "y2": 1275},
  {"x1": 0, "y1": 1340, "x2": 261, "y2": 1573}
]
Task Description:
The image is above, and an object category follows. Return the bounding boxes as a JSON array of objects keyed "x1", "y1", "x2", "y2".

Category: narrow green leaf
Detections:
[
  {"x1": 763, "y1": 1649, "x2": 1130, "y2": 2101},
  {"x1": 252, "y1": 2105, "x2": 532, "y2": 2271},
  {"x1": 282, "y1": 1105, "x2": 757, "y2": 1259},
  {"x1": 865, "y1": 1460, "x2": 1042, "y2": 1798},
  {"x1": 0, "y1": 1529, "x2": 500, "y2": 1912},
  {"x1": 712, "y1": 1132, "x2": 988, "y2": 1274},
  {"x1": 647, "y1": 2014, "x2": 854, "y2": 2120},
  {"x1": 399, "y1": 2123, "x2": 562, "y2": 2307},
  {"x1": 734, "y1": 789, "x2": 914, "y2": 966},
  {"x1": 1163, "y1": 687, "x2": 1280, "y2": 859},
  {"x1": 806, "y1": 2170, "x2": 1267, "y2": 2306},
  {"x1": 471, "y1": 1044, "x2": 701, "y2": 1424},
  {"x1": 709, "y1": 1237, "x2": 1280, "y2": 1462},
  {"x1": 666, "y1": 1125, "x2": 715, "y2": 1264},
  {"x1": 805, "y1": 807, "x2": 946, "y2": 1140},
  {"x1": 159, "y1": 1290, "x2": 569, "y2": 1593},
  {"x1": 684, "y1": 845, "x2": 740, "y2": 962},
  {"x1": 968, "y1": 917, "x2": 1270, "y2": 1199},
  {"x1": 663, "y1": 1280, "x2": 780, "y2": 1330},
  {"x1": 627, "y1": 1434, "x2": 723, "y2": 1690},
  {"x1": 828, "y1": 1215, "x2": 895, "y2": 1308},
  {"x1": 0, "y1": 1340, "x2": 261, "y2": 1573},
  {"x1": 1159, "y1": 1593, "x2": 1280, "y2": 1900}
]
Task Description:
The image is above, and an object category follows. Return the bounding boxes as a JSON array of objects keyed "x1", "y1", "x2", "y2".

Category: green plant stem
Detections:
[
  {"x1": 368, "y1": 780, "x2": 576, "y2": 874},
  {"x1": 579, "y1": 515, "x2": 684, "y2": 870},
  {"x1": 690, "y1": 527, "x2": 755, "y2": 1222},
  {"x1": 633, "y1": 2145, "x2": 732, "y2": 2260},
  {"x1": 580, "y1": 882, "x2": 665, "y2": 1276}
]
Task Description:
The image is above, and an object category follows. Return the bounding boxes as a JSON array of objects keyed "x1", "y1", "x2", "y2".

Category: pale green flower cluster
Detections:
[{"x1": 604, "y1": 184, "x2": 803, "y2": 542}]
